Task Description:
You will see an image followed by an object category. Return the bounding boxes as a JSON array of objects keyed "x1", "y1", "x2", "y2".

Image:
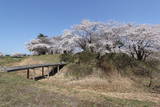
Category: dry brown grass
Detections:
[
  {"x1": 43, "y1": 67, "x2": 142, "y2": 92},
  {"x1": 37, "y1": 66, "x2": 160, "y2": 105},
  {"x1": 40, "y1": 73, "x2": 160, "y2": 105},
  {"x1": 41, "y1": 73, "x2": 139, "y2": 92},
  {"x1": 13, "y1": 57, "x2": 44, "y2": 66}
]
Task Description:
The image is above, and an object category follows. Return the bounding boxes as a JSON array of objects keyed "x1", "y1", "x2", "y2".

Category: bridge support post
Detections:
[
  {"x1": 42, "y1": 67, "x2": 44, "y2": 76},
  {"x1": 33, "y1": 68, "x2": 36, "y2": 80},
  {"x1": 47, "y1": 67, "x2": 50, "y2": 78},
  {"x1": 27, "y1": 69, "x2": 30, "y2": 79}
]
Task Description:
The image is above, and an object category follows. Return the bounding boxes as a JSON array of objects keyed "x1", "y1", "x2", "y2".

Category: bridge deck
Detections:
[{"x1": 6, "y1": 63, "x2": 66, "y2": 72}]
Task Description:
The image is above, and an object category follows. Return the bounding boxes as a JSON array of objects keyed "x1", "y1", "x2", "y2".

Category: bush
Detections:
[
  {"x1": 110, "y1": 53, "x2": 137, "y2": 69},
  {"x1": 60, "y1": 51, "x2": 98, "y2": 65},
  {"x1": 62, "y1": 51, "x2": 159, "y2": 78},
  {"x1": 75, "y1": 51, "x2": 98, "y2": 64},
  {"x1": 97, "y1": 53, "x2": 138, "y2": 74},
  {"x1": 60, "y1": 53, "x2": 74, "y2": 63},
  {"x1": 65, "y1": 64, "x2": 93, "y2": 79}
]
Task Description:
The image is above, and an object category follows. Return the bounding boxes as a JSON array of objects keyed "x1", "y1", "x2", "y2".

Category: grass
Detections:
[
  {"x1": 0, "y1": 56, "x2": 24, "y2": 66},
  {"x1": 0, "y1": 72, "x2": 157, "y2": 107},
  {"x1": 29, "y1": 54, "x2": 60, "y2": 63},
  {"x1": 0, "y1": 54, "x2": 60, "y2": 67},
  {"x1": 103, "y1": 96, "x2": 155, "y2": 107},
  {"x1": 0, "y1": 54, "x2": 159, "y2": 106}
]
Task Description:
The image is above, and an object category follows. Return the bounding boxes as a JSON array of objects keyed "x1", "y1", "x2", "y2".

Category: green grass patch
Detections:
[
  {"x1": 103, "y1": 96, "x2": 156, "y2": 107},
  {"x1": 0, "y1": 56, "x2": 24, "y2": 66}
]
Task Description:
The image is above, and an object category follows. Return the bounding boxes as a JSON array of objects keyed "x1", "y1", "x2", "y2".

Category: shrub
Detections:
[
  {"x1": 65, "y1": 64, "x2": 93, "y2": 79},
  {"x1": 60, "y1": 53, "x2": 74, "y2": 63},
  {"x1": 97, "y1": 53, "x2": 138, "y2": 74},
  {"x1": 75, "y1": 51, "x2": 98, "y2": 65}
]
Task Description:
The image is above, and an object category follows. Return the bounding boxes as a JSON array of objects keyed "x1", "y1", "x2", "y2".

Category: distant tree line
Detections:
[{"x1": 26, "y1": 20, "x2": 160, "y2": 61}]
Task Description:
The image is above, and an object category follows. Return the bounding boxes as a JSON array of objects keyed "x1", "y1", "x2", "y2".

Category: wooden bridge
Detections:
[{"x1": 5, "y1": 63, "x2": 66, "y2": 80}]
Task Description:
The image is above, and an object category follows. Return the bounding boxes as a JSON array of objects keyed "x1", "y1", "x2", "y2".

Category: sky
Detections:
[{"x1": 0, "y1": 0, "x2": 160, "y2": 54}]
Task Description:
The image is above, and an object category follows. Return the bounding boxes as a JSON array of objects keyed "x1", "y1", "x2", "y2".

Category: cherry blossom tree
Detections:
[
  {"x1": 26, "y1": 34, "x2": 51, "y2": 55},
  {"x1": 26, "y1": 20, "x2": 160, "y2": 60},
  {"x1": 71, "y1": 20, "x2": 114, "y2": 53},
  {"x1": 71, "y1": 20, "x2": 104, "y2": 52},
  {"x1": 71, "y1": 20, "x2": 129, "y2": 55},
  {"x1": 120, "y1": 24, "x2": 160, "y2": 61},
  {"x1": 50, "y1": 30, "x2": 80, "y2": 54}
]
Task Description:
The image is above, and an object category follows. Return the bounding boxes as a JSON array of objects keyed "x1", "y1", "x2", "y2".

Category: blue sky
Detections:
[{"x1": 0, "y1": 0, "x2": 160, "y2": 54}]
